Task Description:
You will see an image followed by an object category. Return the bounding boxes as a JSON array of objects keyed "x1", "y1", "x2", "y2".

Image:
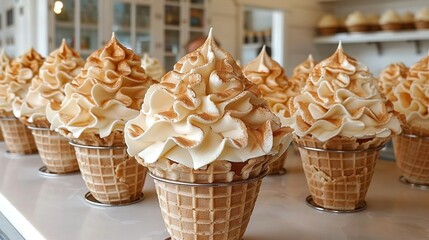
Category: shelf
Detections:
[
  {"x1": 242, "y1": 43, "x2": 270, "y2": 49},
  {"x1": 314, "y1": 29, "x2": 429, "y2": 54},
  {"x1": 164, "y1": 52, "x2": 178, "y2": 57},
  {"x1": 190, "y1": 3, "x2": 205, "y2": 9},
  {"x1": 55, "y1": 21, "x2": 74, "y2": 28},
  {"x1": 189, "y1": 27, "x2": 205, "y2": 32},
  {"x1": 1, "y1": 144, "x2": 428, "y2": 240},
  {"x1": 165, "y1": 25, "x2": 180, "y2": 31},
  {"x1": 314, "y1": 29, "x2": 429, "y2": 44},
  {"x1": 80, "y1": 23, "x2": 98, "y2": 30}
]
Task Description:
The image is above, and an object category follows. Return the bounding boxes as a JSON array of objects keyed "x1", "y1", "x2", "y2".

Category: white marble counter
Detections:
[{"x1": 1, "y1": 142, "x2": 428, "y2": 240}]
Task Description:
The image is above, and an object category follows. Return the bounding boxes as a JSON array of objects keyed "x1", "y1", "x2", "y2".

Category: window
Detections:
[{"x1": 6, "y1": 8, "x2": 13, "y2": 27}]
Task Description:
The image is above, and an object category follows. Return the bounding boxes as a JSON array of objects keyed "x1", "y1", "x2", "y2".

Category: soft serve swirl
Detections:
[
  {"x1": 13, "y1": 40, "x2": 85, "y2": 124},
  {"x1": 125, "y1": 31, "x2": 291, "y2": 169},
  {"x1": 288, "y1": 43, "x2": 401, "y2": 141},
  {"x1": 47, "y1": 35, "x2": 154, "y2": 138}
]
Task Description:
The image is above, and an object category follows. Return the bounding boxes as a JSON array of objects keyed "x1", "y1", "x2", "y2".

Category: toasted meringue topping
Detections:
[
  {"x1": 13, "y1": 40, "x2": 85, "y2": 123},
  {"x1": 47, "y1": 34, "x2": 154, "y2": 138},
  {"x1": 0, "y1": 48, "x2": 44, "y2": 115},
  {"x1": 378, "y1": 62, "x2": 408, "y2": 102},
  {"x1": 288, "y1": 43, "x2": 401, "y2": 141},
  {"x1": 392, "y1": 55, "x2": 429, "y2": 131},
  {"x1": 125, "y1": 30, "x2": 292, "y2": 169}
]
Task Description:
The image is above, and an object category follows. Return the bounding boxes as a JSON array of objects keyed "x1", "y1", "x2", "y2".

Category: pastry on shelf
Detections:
[
  {"x1": 345, "y1": 11, "x2": 369, "y2": 32},
  {"x1": 401, "y1": 11, "x2": 415, "y2": 30},
  {"x1": 317, "y1": 14, "x2": 339, "y2": 36},
  {"x1": 337, "y1": 16, "x2": 348, "y2": 33},
  {"x1": 367, "y1": 13, "x2": 381, "y2": 31},
  {"x1": 415, "y1": 7, "x2": 429, "y2": 29},
  {"x1": 379, "y1": 9, "x2": 402, "y2": 31}
]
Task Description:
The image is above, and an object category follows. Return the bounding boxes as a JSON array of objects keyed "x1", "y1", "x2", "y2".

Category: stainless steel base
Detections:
[
  {"x1": 399, "y1": 176, "x2": 429, "y2": 190},
  {"x1": 38, "y1": 166, "x2": 79, "y2": 177},
  {"x1": 305, "y1": 195, "x2": 367, "y2": 213},
  {"x1": 84, "y1": 192, "x2": 145, "y2": 207}
]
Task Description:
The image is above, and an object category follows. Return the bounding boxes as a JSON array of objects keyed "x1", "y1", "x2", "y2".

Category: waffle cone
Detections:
[
  {"x1": 30, "y1": 127, "x2": 79, "y2": 173},
  {"x1": 268, "y1": 151, "x2": 287, "y2": 175},
  {"x1": 393, "y1": 127, "x2": 429, "y2": 184},
  {"x1": 295, "y1": 135, "x2": 388, "y2": 210},
  {"x1": 72, "y1": 142, "x2": 147, "y2": 204},
  {"x1": 0, "y1": 117, "x2": 37, "y2": 154},
  {"x1": 141, "y1": 156, "x2": 269, "y2": 240}
]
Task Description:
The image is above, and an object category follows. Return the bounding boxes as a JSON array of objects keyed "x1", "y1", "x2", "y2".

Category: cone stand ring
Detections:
[
  {"x1": 305, "y1": 195, "x2": 367, "y2": 213},
  {"x1": 297, "y1": 145, "x2": 384, "y2": 153},
  {"x1": 84, "y1": 192, "x2": 145, "y2": 207},
  {"x1": 399, "y1": 176, "x2": 429, "y2": 190},
  {"x1": 38, "y1": 166, "x2": 80, "y2": 177},
  {"x1": 149, "y1": 169, "x2": 269, "y2": 187}
]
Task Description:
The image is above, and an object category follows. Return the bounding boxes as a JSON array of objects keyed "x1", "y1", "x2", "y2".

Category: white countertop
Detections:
[{"x1": 1, "y1": 142, "x2": 429, "y2": 240}]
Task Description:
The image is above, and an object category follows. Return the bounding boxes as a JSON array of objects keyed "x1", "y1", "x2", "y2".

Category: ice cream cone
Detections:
[
  {"x1": 0, "y1": 117, "x2": 37, "y2": 154},
  {"x1": 295, "y1": 135, "x2": 388, "y2": 210},
  {"x1": 70, "y1": 133, "x2": 146, "y2": 205},
  {"x1": 29, "y1": 126, "x2": 78, "y2": 174},
  {"x1": 393, "y1": 127, "x2": 429, "y2": 184},
  {"x1": 143, "y1": 156, "x2": 268, "y2": 240}
]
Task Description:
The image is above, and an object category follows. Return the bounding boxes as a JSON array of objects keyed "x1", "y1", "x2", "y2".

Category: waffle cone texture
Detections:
[
  {"x1": 141, "y1": 156, "x2": 270, "y2": 240},
  {"x1": 71, "y1": 133, "x2": 146, "y2": 204},
  {"x1": 0, "y1": 118, "x2": 37, "y2": 154},
  {"x1": 295, "y1": 135, "x2": 388, "y2": 210},
  {"x1": 393, "y1": 127, "x2": 429, "y2": 184},
  {"x1": 30, "y1": 127, "x2": 79, "y2": 173}
]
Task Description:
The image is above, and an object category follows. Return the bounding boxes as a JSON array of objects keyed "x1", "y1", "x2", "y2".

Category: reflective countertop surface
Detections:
[{"x1": 1, "y1": 143, "x2": 428, "y2": 240}]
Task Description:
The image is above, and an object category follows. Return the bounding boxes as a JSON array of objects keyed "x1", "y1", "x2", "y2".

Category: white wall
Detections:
[
  {"x1": 240, "y1": 0, "x2": 323, "y2": 74},
  {"x1": 316, "y1": 0, "x2": 429, "y2": 76},
  {"x1": 0, "y1": 0, "x2": 49, "y2": 58}
]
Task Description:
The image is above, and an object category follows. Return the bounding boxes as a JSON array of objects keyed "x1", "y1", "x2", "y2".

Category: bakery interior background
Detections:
[{"x1": 0, "y1": 0, "x2": 428, "y2": 75}]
